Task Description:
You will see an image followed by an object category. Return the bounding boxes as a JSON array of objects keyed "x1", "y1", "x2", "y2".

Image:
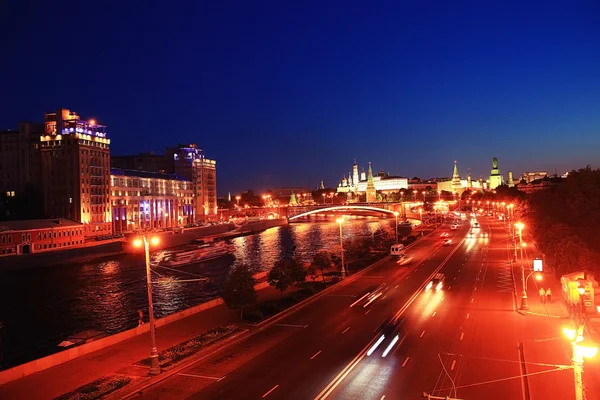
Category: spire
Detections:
[
  {"x1": 366, "y1": 162, "x2": 377, "y2": 202},
  {"x1": 319, "y1": 179, "x2": 325, "y2": 190},
  {"x1": 289, "y1": 191, "x2": 298, "y2": 206},
  {"x1": 453, "y1": 160, "x2": 459, "y2": 178}
]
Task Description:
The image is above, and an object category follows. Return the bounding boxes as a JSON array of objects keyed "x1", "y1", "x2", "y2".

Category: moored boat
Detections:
[{"x1": 158, "y1": 241, "x2": 235, "y2": 267}]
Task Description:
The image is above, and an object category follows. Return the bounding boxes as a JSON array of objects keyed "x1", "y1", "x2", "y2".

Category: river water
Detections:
[{"x1": 0, "y1": 218, "x2": 407, "y2": 369}]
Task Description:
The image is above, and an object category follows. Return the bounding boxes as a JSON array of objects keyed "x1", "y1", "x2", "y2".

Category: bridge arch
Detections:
[{"x1": 288, "y1": 205, "x2": 397, "y2": 221}]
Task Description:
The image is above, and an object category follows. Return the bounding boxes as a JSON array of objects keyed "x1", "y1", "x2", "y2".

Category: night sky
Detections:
[{"x1": 2, "y1": 1, "x2": 599, "y2": 195}]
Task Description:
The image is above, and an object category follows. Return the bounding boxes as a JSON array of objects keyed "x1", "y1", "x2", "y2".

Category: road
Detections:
[{"x1": 129, "y1": 215, "x2": 578, "y2": 400}]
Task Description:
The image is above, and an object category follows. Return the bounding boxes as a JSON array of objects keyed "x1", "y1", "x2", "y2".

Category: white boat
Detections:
[{"x1": 159, "y1": 241, "x2": 235, "y2": 267}]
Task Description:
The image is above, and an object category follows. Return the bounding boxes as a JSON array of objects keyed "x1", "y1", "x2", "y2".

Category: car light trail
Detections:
[
  {"x1": 350, "y1": 292, "x2": 371, "y2": 308},
  {"x1": 363, "y1": 292, "x2": 382, "y2": 307},
  {"x1": 382, "y1": 335, "x2": 399, "y2": 358},
  {"x1": 367, "y1": 335, "x2": 385, "y2": 356}
]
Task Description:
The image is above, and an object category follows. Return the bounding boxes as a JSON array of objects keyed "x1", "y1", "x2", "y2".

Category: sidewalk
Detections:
[
  {"x1": 514, "y1": 231, "x2": 568, "y2": 318},
  {"x1": 0, "y1": 284, "x2": 289, "y2": 400}
]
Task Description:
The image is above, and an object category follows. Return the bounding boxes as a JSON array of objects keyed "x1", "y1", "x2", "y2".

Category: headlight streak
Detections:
[
  {"x1": 367, "y1": 335, "x2": 386, "y2": 356},
  {"x1": 382, "y1": 335, "x2": 400, "y2": 358}
]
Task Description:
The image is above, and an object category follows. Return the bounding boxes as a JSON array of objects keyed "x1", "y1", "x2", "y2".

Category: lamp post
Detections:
[
  {"x1": 133, "y1": 234, "x2": 161, "y2": 375},
  {"x1": 235, "y1": 195, "x2": 240, "y2": 207},
  {"x1": 515, "y1": 222, "x2": 528, "y2": 310},
  {"x1": 393, "y1": 211, "x2": 399, "y2": 244},
  {"x1": 563, "y1": 326, "x2": 598, "y2": 400},
  {"x1": 336, "y1": 217, "x2": 346, "y2": 279}
]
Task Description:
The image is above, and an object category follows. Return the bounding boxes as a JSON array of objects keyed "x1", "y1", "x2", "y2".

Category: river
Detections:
[{"x1": 0, "y1": 217, "x2": 408, "y2": 370}]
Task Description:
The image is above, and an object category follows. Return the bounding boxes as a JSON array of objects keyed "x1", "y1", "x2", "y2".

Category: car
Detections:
[
  {"x1": 440, "y1": 232, "x2": 449, "y2": 237},
  {"x1": 442, "y1": 239, "x2": 452, "y2": 246},
  {"x1": 451, "y1": 224, "x2": 458, "y2": 230},
  {"x1": 467, "y1": 230, "x2": 477, "y2": 238},
  {"x1": 426, "y1": 273, "x2": 445, "y2": 292},
  {"x1": 367, "y1": 317, "x2": 409, "y2": 358}
]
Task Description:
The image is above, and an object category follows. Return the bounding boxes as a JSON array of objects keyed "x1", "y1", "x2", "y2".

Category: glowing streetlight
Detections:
[
  {"x1": 514, "y1": 222, "x2": 528, "y2": 310},
  {"x1": 235, "y1": 195, "x2": 240, "y2": 206},
  {"x1": 133, "y1": 234, "x2": 161, "y2": 375},
  {"x1": 393, "y1": 211, "x2": 399, "y2": 244},
  {"x1": 562, "y1": 326, "x2": 598, "y2": 400},
  {"x1": 336, "y1": 217, "x2": 346, "y2": 279}
]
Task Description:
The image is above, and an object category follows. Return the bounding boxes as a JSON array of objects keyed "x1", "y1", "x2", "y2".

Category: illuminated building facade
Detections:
[
  {"x1": 437, "y1": 161, "x2": 484, "y2": 194},
  {"x1": 165, "y1": 144, "x2": 217, "y2": 222},
  {"x1": 337, "y1": 161, "x2": 408, "y2": 200},
  {"x1": 40, "y1": 108, "x2": 112, "y2": 237},
  {"x1": 0, "y1": 219, "x2": 84, "y2": 256},
  {"x1": 0, "y1": 122, "x2": 43, "y2": 198},
  {"x1": 110, "y1": 168, "x2": 194, "y2": 233}
]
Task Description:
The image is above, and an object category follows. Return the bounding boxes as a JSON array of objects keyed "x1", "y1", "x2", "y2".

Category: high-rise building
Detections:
[
  {"x1": 165, "y1": 144, "x2": 217, "y2": 221},
  {"x1": 0, "y1": 122, "x2": 43, "y2": 197},
  {"x1": 40, "y1": 108, "x2": 111, "y2": 237}
]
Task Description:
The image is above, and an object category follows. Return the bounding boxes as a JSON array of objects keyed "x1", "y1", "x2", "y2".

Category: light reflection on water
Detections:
[{"x1": 0, "y1": 219, "x2": 406, "y2": 369}]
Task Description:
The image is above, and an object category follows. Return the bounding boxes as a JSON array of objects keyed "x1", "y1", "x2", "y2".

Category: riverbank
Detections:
[{"x1": 0, "y1": 219, "x2": 288, "y2": 273}]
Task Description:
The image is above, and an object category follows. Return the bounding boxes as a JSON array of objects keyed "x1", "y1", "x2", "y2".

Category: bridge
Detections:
[{"x1": 287, "y1": 203, "x2": 405, "y2": 222}]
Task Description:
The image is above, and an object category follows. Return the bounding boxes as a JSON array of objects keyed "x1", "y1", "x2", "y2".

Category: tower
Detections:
[
  {"x1": 507, "y1": 171, "x2": 514, "y2": 187},
  {"x1": 489, "y1": 157, "x2": 503, "y2": 190},
  {"x1": 366, "y1": 162, "x2": 377, "y2": 202},
  {"x1": 467, "y1": 168, "x2": 472, "y2": 188},
  {"x1": 289, "y1": 192, "x2": 298, "y2": 206},
  {"x1": 319, "y1": 179, "x2": 325, "y2": 190},
  {"x1": 40, "y1": 108, "x2": 111, "y2": 237},
  {"x1": 360, "y1": 168, "x2": 366, "y2": 181},
  {"x1": 352, "y1": 160, "x2": 359, "y2": 189},
  {"x1": 451, "y1": 161, "x2": 462, "y2": 192}
]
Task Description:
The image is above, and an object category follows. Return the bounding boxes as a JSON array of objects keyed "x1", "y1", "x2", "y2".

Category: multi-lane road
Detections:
[{"x1": 128, "y1": 215, "x2": 577, "y2": 400}]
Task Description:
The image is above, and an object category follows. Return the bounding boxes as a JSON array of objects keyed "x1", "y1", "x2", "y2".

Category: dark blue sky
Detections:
[{"x1": 2, "y1": 1, "x2": 599, "y2": 195}]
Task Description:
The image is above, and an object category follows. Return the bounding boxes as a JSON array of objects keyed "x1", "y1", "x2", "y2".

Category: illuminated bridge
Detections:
[{"x1": 287, "y1": 203, "x2": 404, "y2": 222}]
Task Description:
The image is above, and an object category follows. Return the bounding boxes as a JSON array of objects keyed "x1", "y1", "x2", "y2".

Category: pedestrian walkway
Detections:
[
  {"x1": 514, "y1": 233, "x2": 568, "y2": 318},
  {"x1": 0, "y1": 284, "x2": 291, "y2": 400}
]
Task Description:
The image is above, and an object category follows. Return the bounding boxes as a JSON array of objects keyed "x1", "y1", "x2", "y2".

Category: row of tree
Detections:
[{"x1": 515, "y1": 167, "x2": 600, "y2": 276}]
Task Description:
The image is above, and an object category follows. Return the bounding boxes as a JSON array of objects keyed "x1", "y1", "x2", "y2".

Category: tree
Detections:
[
  {"x1": 267, "y1": 257, "x2": 306, "y2": 298},
  {"x1": 221, "y1": 264, "x2": 257, "y2": 320},
  {"x1": 311, "y1": 250, "x2": 333, "y2": 282}
]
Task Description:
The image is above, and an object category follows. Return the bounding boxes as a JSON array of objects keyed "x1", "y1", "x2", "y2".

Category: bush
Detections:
[
  {"x1": 243, "y1": 308, "x2": 264, "y2": 323},
  {"x1": 261, "y1": 302, "x2": 281, "y2": 316}
]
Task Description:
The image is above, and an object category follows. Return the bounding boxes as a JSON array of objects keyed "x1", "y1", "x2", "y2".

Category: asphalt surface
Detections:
[{"x1": 129, "y1": 215, "x2": 581, "y2": 400}]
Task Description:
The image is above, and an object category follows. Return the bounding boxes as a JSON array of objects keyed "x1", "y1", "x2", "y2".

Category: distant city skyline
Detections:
[{"x1": 2, "y1": 1, "x2": 598, "y2": 194}]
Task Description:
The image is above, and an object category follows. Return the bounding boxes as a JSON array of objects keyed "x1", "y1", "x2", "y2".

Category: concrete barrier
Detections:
[{"x1": 0, "y1": 279, "x2": 269, "y2": 385}]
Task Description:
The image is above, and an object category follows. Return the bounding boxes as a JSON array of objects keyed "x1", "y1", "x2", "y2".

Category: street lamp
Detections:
[
  {"x1": 235, "y1": 195, "x2": 240, "y2": 206},
  {"x1": 336, "y1": 217, "x2": 346, "y2": 279},
  {"x1": 514, "y1": 222, "x2": 528, "y2": 310},
  {"x1": 393, "y1": 211, "x2": 399, "y2": 244},
  {"x1": 562, "y1": 326, "x2": 598, "y2": 400},
  {"x1": 133, "y1": 234, "x2": 161, "y2": 375}
]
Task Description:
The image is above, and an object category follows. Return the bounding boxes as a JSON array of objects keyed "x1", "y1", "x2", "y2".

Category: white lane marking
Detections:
[
  {"x1": 342, "y1": 327, "x2": 350, "y2": 334},
  {"x1": 350, "y1": 292, "x2": 371, "y2": 307},
  {"x1": 432, "y1": 312, "x2": 436, "y2": 317},
  {"x1": 420, "y1": 330, "x2": 425, "y2": 338},
  {"x1": 178, "y1": 373, "x2": 225, "y2": 381},
  {"x1": 405, "y1": 276, "x2": 409, "y2": 280},
  {"x1": 471, "y1": 298, "x2": 474, "y2": 303},
  {"x1": 394, "y1": 285, "x2": 399, "y2": 289},
  {"x1": 275, "y1": 323, "x2": 308, "y2": 328},
  {"x1": 311, "y1": 350, "x2": 322, "y2": 360},
  {"x1": 365, "y1": 309, "x2": 371, "y2": 315},
  {"x1": 448, "y1": 286, "x2": 452, "y2": 290},
  {"x1": 451, "y1": 360, "x2": 457, "y2": 371},
  {"x1": 382, "y1": 295, "x2": 387, "y2": 300},
  {"x1": 402, "y1": 357, "x2": 410, "y2": 367},
  {"x1": 381, "y1": 396, "x2": 386, "y2": 400},
  {"x1": 466, "y1": 313, "x2": 470, "y2": 319},
  {"x1": 460, "y1": 332, "x2": 465, "y2": 340},
  {"x1": 363, "y1": 292, "x2": 382, "y2": 307},
  {"x1": 262, "y1": 385, "x2": 279, "y2": 398}
]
